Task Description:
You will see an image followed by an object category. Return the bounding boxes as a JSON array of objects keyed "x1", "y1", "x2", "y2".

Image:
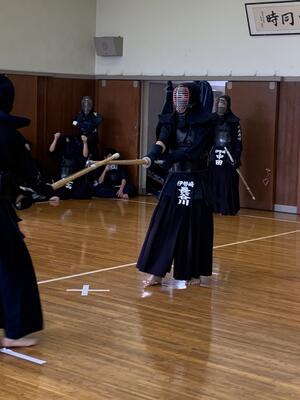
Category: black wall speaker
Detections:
[{"x1": 94, "y1": 36, "x2": 123, "y2": 56}]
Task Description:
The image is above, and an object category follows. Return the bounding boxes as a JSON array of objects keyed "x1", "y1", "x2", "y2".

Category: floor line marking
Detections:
[
  {"x1": 125, "y1": 198, "x2": 157, "y2": 206},
  {"x1": 67, "y1": 289, "x2": 110, "y2": 294},
  {"x1": 105, "y1": 197, "x2": 299, "y2": 219},
  {"x1": 126, "y1": 198, "x2": 300, "y2": 221},
  {"x1": 213, "y1": 229, "x2": 300, "y2": 249},
  {"x1": 114, "y1": 197, "x2": 300, "y2": 221},
  {"x1": 0, "y1": 348, "x2": 46, "y2": 365},
  {"x1": 66, "y1": 284, "x2": 110, "y2": 296},
  {"x1": 105, "y1": 197, "x2": 157, "y2": 206},
  {"x1": 38, "y1": 263, "x2": 135, "y2": 285},
  {"x1": 240, "y1": 214, "x2": 300, "y2": 224},
  {"x1": 38, "y1": 230, "x2": 300, "y2": 286}
]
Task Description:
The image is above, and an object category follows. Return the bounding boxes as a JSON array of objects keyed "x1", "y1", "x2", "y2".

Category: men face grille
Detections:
[{"x1": 173, "y1": 85, "x2": 190, "y2": 114}]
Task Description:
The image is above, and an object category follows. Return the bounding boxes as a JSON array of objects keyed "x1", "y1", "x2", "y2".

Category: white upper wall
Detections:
[
  {"x1": 0, "y1": 0, "x2": 96, "y2": 75},
  {"x1": 2, "y1": 0, "x2": 299, "y2": 77},
  {"x1": 95, "y1": 0, "x2": 300, "y2": 77}
]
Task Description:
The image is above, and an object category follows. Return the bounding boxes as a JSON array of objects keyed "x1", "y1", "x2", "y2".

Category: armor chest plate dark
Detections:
[
  {"x1": 214, "y1": 122, "x2": 231, "y2": 147},
  {"x1": 175, "y1": 127, "x2": 195, "y2": 149},
  {"x1": 173, "y1": 127, "x2": 206, "y2": 172}
]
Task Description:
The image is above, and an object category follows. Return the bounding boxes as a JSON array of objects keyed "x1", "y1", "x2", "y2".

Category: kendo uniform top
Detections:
[
  {"x1": 49, "y1": 136, "x2": 91, "y2": 199},
  {"x1": 49, "y1": 135, "x2": 87, "y2": 179},
  {"x1": 137, "y1": 106, "x2": 216, "y2": 281},
  {"x1": 0, "y1": 84, "x2": 43, "y2": 339},
  {"x1": 73, "y1": 111, "x2": 103, "y2": 159},
  {"x1": 208, "y1": 110, "x2": 242, "y2": 215},
  {"x1": 93, "y1": 164, "x2": 135, "y2": 198}
]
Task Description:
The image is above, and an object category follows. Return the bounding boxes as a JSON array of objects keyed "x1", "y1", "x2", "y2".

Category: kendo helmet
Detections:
[
  {"x1": 81, "y1": 96, "x2": 93, "y2": 115},
  {"x1": 172, "y1": 82, "x2": 203, "y2": 114},
  {"x1": 0, "y1": 74, "x2": 15, "y2": 114}
]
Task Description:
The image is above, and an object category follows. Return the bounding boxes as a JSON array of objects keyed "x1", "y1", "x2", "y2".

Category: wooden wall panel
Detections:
[
  {"x1": 37, "y1": 77, "x2": 95, "y2": 176},
  {"x1": 298, "y1": 148, "x2": 300, "y2": 213},
  {"x1": 226, "y1": 81, "x2": 278, "y2": 211},
  {"x1": 8, "y1": 74, "x2": 38, "y2": 157},
  {"x1": 276, "y1": 82, "x2": 300, "y2": 207},
  {"x1": 11, "y1": 75, "x2": 300, "y2": 212},
  {"x1": 96, "y1": 80, "x2": 141, "y2": 186}
]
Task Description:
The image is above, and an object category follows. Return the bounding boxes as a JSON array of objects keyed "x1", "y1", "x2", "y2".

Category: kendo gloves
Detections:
[
  {"x1": 142, "y1": 143, "x2": 164, "y2": 168},
  {"x1": 143, "y1": 144, "x2": 187, "y2": 171},
  {"x1": 158, "y1": 148, "x2": 186, "y2": 171},
  {"x1": 15, "y1": 182, "x2": 54, "y2": 210}
]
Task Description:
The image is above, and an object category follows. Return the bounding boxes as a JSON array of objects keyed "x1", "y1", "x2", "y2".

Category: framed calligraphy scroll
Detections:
[{"x1": 245, "y1": 1, "x2": 300, "y2": 35}]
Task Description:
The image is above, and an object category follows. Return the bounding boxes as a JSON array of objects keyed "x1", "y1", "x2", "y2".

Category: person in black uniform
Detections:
[
  {"x1": 137, "y1": 82, "x2": 216, "y2": 287},
  {"x1": 93, "y1": 148, "x2": 135, "y2": 199},
  {"x1": 48, "y1": 131, "x2": 91, "y2": 200},
  {"x1": 208, "y1": 95, "x2": 242, "y2": 215},
  {"x1": 73, "y1": 96, "x2": 103, "y2": 160},
  {"x1": 0, "y1": 75, "x2": 48, "y2": 347}
]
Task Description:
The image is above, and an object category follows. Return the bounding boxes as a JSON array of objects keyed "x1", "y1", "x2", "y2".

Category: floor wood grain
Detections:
[{"x1": 1, "y1": 197, "x2": 299, "y2": 399}]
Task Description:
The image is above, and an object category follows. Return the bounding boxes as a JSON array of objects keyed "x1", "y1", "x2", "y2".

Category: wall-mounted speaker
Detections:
[{"x1": 94, "y1": 36, "x2": 123, "y2": 57}]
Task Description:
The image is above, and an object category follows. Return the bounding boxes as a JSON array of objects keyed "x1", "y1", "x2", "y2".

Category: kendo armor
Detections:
[
  {"x1": 0, "y1": 170, "x2": 16, "y2": 201},
  {"x1": 171, "y1": 82, "x2": 213, "y2": 172},
  {"x1": 81, "y1": 96, "x2": 93, "y2": 115},
  {"x1": 151, "y1": 81, "x2": 214, "y2": 172},
  {"x1": 214, "y1": 122, "x2": 231, "y2": 147},
  {"x1": 172, "y1": 125, "x2": 208, "y2": 172}
]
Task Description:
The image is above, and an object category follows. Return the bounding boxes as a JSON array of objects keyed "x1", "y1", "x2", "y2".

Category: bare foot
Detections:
[
  {"x1": 1, "y1": 336, "x2": 38, "y2": 348},
  {"x1": 121, "y1": 194, "x2": 129, "y2": 200},
  {"x1": 186, "y1": 278, "x2": 201, "y2": 287},
  {"x1": 143, "y1": 275, "x2": 162, "y2": 287},
  {"x1": 49, "y1": 196, "x2": 60, "y2": 206}
]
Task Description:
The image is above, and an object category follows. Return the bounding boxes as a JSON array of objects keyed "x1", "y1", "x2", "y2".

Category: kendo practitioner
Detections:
[
  {"x1": 73, "y1": 96, "x2": 103, "y2": 160},
  {"x1": 147, "y1": 81, "x2": 175, "y2": 197},
  {"x1": 137, "y1": 82, "x2": 216, "y2": 287},
  {"x1": 208, "y1": 95, "x2": 242, "y2": 215},
  {"x1": 0, "y1": 75, "x2": 51, "y2": 347},
  {"x1": 93, "y1": 148, "x2": 135, "y2": 199},
  {"x1": 48, "y1": 131, "x2": 91, "y2": 199}
]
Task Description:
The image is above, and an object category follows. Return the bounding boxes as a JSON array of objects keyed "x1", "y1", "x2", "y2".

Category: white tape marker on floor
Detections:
[
  {"x1": 0, "y1": 348, "x2": 46, "y2": 365},
  {"x1": 66, "y1": 284, "x2": 110, "y2": 296}
]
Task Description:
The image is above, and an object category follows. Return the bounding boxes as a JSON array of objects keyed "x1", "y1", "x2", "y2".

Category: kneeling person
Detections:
[{"x1": 93, "y1": 148, "x2": 135, "y2": 199}]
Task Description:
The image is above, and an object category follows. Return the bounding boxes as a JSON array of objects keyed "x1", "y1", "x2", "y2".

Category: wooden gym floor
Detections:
[{"x1": 0, "y1": 197, "x2": 299, "y2": 400}]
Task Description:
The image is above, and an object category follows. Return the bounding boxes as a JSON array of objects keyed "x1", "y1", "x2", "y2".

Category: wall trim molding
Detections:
[
  {"x1": 283, "y1": 77, "x2": 300, "y2": 82},
  {"x1": 0, "y1": 69, "x2": 95, "y2": 79},
  {"x1": 95, "y1": 75, "x2": 283, "y2": 82},
  {"x1": 5, "y1": 69, "x2": 300, "y2": 82},
  {"x1": 274, "y1": 204, "x2": 298, "y2": 214}
]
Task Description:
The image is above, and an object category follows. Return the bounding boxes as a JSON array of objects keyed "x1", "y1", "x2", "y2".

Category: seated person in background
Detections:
[
  {"x1": 48, "y1": 131, "x2": 91, "y2": 200},
  {"x1": 93, "y1": 148, "x2": 135, "y2": 200}
]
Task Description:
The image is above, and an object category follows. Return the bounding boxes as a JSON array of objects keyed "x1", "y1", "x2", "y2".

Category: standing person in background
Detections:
[
  {"x1": 73, "y1": 96, "x2": 103, "y2": 160},
  {"x1": 0, "y1": 75, "x2": 49, "y2": 347},
  {"x1": 208, "y1": 95, "x2": 242, "y2": 215},
  {"x1": 137, "y1": 82, "x2": 216, "y2": 287}
]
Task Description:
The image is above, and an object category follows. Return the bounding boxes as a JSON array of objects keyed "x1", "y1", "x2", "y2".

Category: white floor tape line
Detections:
[
  {"x1": 38, "y1": 262, "x2": 135, "y2": 285},
  {"x1": 0, "y1": 348, "x2": 46, "y2": 365},
  {"x1": 213, "y1": 229, "x2": 300, "y2": 249},
  {"x1": 66, "y1": 284, "x2": 110, "y2": 296}
]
